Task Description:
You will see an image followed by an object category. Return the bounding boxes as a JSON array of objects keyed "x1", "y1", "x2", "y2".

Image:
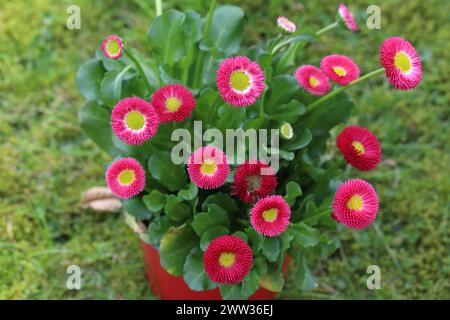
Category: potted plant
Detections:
[{"x1": 77, "y1": 1, "x2": 422, "y2": 300}]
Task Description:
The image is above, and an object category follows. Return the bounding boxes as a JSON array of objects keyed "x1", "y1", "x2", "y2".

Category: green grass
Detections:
[{"x1": 0, "y1": 0, "x2": 448, "y2": 299}]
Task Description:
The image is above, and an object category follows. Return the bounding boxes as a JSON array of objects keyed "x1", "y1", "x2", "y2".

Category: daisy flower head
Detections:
[
  {"x1": 332, "y1": 179, "x2": 379, "y2": 229},
  {"x1": 231, "y1": 160, "x2": 277, "y2": 203},
  {"x1": 320, "y1": 54, "x2": 360, "y2": 86},
  {"x1": 294, "y1": 65, "x2": 330, "y2": 96},
  {"x1": 187, "y1": 146, "x2": 230, "y2": 189},
  {"x1": 250, "y1": 195, "x2": 291, "y2": 237},
  {"x1": 111, "y1": 97, "x2": 159, "y2": 145},
  {"x1": 380, "y1": 37, "x2": 422, "y2": 90},
  {"x1": 277, "y1": 16, "x2": 296, "y2": 33},
  {"x1": 105, "y1": 157, "x2": 146, "y2": 199},
  {"x1": 151, "y1": 84, "x2": 196, "y2": 123},
  {"x1": 337, "y1": 4, "x2": 358, "y2": 32},
  {"x1": 101, "y1": 35, "x2": 124, "y2": 59},
  {"x1": 336, "y1": 125, "x2": 382, "y2": 171},
  {"x1": 216, "y1": 56, "x2": 265, "y2": 107},
  {"x1": 203, "y1": 235, "x2": 253, "y2": 285}
]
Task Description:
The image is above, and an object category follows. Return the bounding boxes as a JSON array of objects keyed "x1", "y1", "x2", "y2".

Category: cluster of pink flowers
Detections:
[
  {"x1": 295, "y1": 37, "x2": 422, "y2": 96},
  {"x1": 295, "y1": 54, "x2": 360, "y2": 95},
  {"x1": 99, "y1": 13, "x2": 423, "y2": 284}
]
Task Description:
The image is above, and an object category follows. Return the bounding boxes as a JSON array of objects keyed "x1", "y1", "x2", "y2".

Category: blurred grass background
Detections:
[{"x1": 0, "y1": 0, "x2": 448, "y2": 299}]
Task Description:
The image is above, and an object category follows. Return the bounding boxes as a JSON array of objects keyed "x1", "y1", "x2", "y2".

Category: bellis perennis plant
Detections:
[{"x1": 77, "y1": 1, "x2": 422, "y2": 299}]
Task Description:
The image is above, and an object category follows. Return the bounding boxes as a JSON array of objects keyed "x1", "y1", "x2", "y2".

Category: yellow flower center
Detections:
[
  {"x1": 125, "y1": 111, "x2": 145, "y2": 131},
  {"x1": 118, "y1": 170, "x2": 135, "y2": 185},
  {"x1": 218, "y1": 252, "x2": 236, "y2": 268},
  {"x1": 352, "y1": 141, "x2": 365, "y2": 155},
  {"x1": 165, "y1": 97, "x2": 182, "y2": 112},
  {"x1": 280, "y1": 123, "x2": 293, "y2": 139},
  {"x1": 347, "y1": 194, "x2": 363, "y2": 211},
  {"x1": 394, "y1": 52, "x2": 412, "y2": 73},
  {"x1": 230, "y1": 70, "x2": 250, "y2": 92},
  {"x1": 309, "y1": 76, "x2": 319, "y2": 87},
  {"x1": 200, "y1": 160, "x2": 217, "y2": 175},
  {"x1": 106, "y1": 40, "x2": 120, "y2": 55},
  {"x1": 333, "y1": 66, "x2": 347, "y2": 77},
  {"x1": 262, "y1": 208, "x2": 278, "y2": 222}
]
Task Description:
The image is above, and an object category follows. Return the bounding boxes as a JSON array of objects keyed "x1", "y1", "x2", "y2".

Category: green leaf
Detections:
[
  {"x1": 143, "y1": 190, "x2": 166, "y2": 213},
  {"x1": 148, "y1": 152, "x2": 188, "y2": 192},
  {"x1": 288, "y1": 223, "x2": 320, "y2": 248},
  {"x1": 160, "y1": 224, "x2": 198, "y2": 276},
  {"x1": 294, "y1": 252, "x2": 318, "y2": 291},
  {"x1": 192, "y1": 204, "x2": 230, "y2": 237},
  {"x1": 284, "y1": 181, "x2": 303, "y2": 206},
  {"x1": 79, "y1": 101, "x2": 119, "y2": 156},
  {"x1": 216, "y1": 105, "x2": 246, "y2": 133},
  {"x1": 76, "y1": 59, "x2": 105, "y2": 101},
  {"x1": 265, "y1": 75, "x2": 299, "y2": 110},
  {"x1": 200, "y1": 226, "x2": 229, "y2": 251},
  {"x1": 262, "y1": 237, "x2": 280, "y2": 262},
  {"x1": 241, "y1": 270, "x2": 260, "y2": 298},
  {"x1": 253, "y1": 256, "x2": 268, "y2": 276},
  {"x1": 246, "y1": 228, "x2": 264, "y2": 254},
  {"x1": 202, "y1": 193, "x2": 238, "y2": 214},
  {"x1": 259, "y1": 263, "x2": 284, "y2": 292},
  {"x1": 244, "y1": 117, "x2": 267, "y2": 130},
  {"x1": 282, "y1": 128, "x2": 313, "y2": 151},
  {"x1": 178, "y1": 182, "x2": 198, "y2": 201},
  {"x1": 100, "y1": 68, "x2": 128, "y2": 107},
  {"x1": 123, "y1": 197, "x2": 152, "y2": 220},
  {"x1": 147, "y1": 215, "x2": 174, "y2": 246},
  {"x1": 209, "y1": 6, "x2": 244, "y2": 56},
  {"x1": 258, "y1": 53, "x2": 273, "y2": 81},
  {"x1": 164, "y1": 195, "x2": 191, "y2": 222},
  {"x1": 232, "y1": 231, "x2": 248, "y2": 242},
  {"x1": 220, "y1": 284, "x2": 244, "y2": 300},
  {"x1": 300, "y1": 92, "x2": 353, "y2": 135},
  {"x1": 194, "y1": 88, "x2": 220, "y2": 122},
  {"x1": 148, "y1": 9, "x2": 186, "y2": 65},
  {"x1": 183, "y1": 10, "x2": 203, "y2": 42},
  {"x1": 267, "y1": 100, "x2": 306, "y2": 123},
  {"x1": 183, "y1": 247, "x2": 217, "y2": 291}
]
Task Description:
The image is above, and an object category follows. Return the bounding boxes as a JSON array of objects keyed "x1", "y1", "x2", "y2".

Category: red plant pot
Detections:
[{"x1": 141, "y1": 241, "x2": 289, "y2": 300}]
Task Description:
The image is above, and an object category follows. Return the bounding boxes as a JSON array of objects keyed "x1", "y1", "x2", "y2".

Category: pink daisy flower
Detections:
[
  {"x1": 105, "y1": 157, "x2": 146, "y2": 199},
  {"x1": 216, "y1": 56, "x2": 265, "y2": 107},
  {"x1": 101, "y1": 35, "x2": 124, "y2": 59},
  {"x1": 150, "y1": 84, "x2": 196, "y2": 123},
  {"x1": 294, "y1": 65, "x2": 330, "y2": 96},
  {"x1": 187, "y1": 146, "x2": 230, "y2": 189},
  {"x1": 111, "y1": 97, "x2": 159, "y2": 145},
  {"x1": 203, "y1": 235, "x2": 253, "y2": 285},
  {"x1": 231, "y1": 160, "x2": 277, "y2": 203},
  {"x1": 277, "y1": 16, "x2": 296, "y2": 33},
  {"x1": 336, "y1": 125, "x2": 382, "y2": 171},
  {"x1": 380, "y1": 37, "x2": 422, "y2": 90},
  {"x1": 320, "y1": 54, "x2": 360, "y2": 86},
  {"x1": 250, "y1": 195, "x2": 291, "y2": 237},
  {"x1": 332, "y1": 179, "x2": 379, "y2": 229},
  {"x1": 337, "y1": 4, "x2": 359, "y2": 32}
]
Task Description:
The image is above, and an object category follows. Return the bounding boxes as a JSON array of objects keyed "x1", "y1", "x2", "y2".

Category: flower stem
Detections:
[
  {"x1": 193, "y1": 0, "x2": 216, "y2": 89},
  {"x1": 315, "y1": 21, "x2": 339, "y2": 36},
  {"x1": 155, "y1": 0, "x2": 162, "y2": 16},
  {"x1": 306, "y1": 67, "x2": 385, "y2": 113},
  {"x1": 203, "y1": 0, "x2": 216, "y2": 40},
  {"x1": 125, "y1": 48, "x2": 151, "y2": 90},
  {"x1": 302, "y1": 208, "x2": 333, "y2": 224}
]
